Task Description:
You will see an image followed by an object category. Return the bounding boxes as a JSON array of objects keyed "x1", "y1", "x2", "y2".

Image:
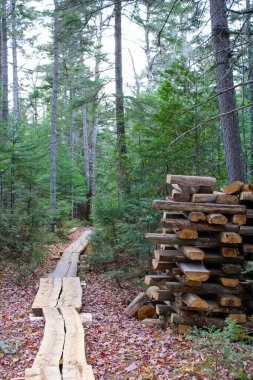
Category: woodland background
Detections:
[{"x1": 0, "y1": 0, "x2": 253, "y2": 276}]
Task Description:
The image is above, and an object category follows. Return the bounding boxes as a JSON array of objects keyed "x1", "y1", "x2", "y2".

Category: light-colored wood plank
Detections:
[
  {"x1": 219, "y1": 277, "x2": 239, "y2": 287},
  {"x1": 32, "y1": 278, "x2": 62, "y2": 316},
  {"x1": 171, "y1": 189, "x2": 190, "y2": 202},
  {"x1": 146, "y1": 233, "x2": 219, "y2": 248},
  {"x1": 174, "y1": 229, "x2": 198, "y2": 239},
  {"x1": 61, "y1": 307, "x2": 94, "y2": 380},
  {"x1": 181, "y1": 293, "x2": 208, "y2": 309},
  {"x1": 57, "y1": 277, "x2": 82, "y2": 312},
  {"x1": 33, "y1": 308, "x2": 64, "y2": 371},
  {"x1": 181, "y1": 246, "x2": 205, "y2": 261},
  {"x1": 49, "y1": 230, "x2": 91, "y2": 278},
  {"x1": 218, "y1": 295, "x2": 241, "y2": 307},
  {"x1": 178, "y1": 263, "x2": 210, "y2": 282},
  {"x1": 172, "y1": 184, "x2": 200, "y2": 194},
  {"x1": 144, "y1": 274, "x2": 173, "y2": 286},
  {"x1": 215, "y1": 193, "x2": 239, "y2": 204},
  {"x1": 160, "y1": 217, "x2": 239, "y2": 232},
  {"x1": 221, "y1": 247, "x2": 238, "y2": 257}
]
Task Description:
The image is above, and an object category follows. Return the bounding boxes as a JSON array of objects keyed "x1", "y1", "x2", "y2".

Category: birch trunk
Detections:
[
  {"x1": 50, "y1": 0, "x2": 60, "y2": 215},
  {"x1": 209, "y1": 0, "x2": 246, "y2": 182}
]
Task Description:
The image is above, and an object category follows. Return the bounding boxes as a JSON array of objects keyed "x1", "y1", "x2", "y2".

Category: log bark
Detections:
[
  {"x1": 167, "y1": 175, "x2": 216, "y2": 187},
  {"x1": 172, "y1": 184, "x2": 200, "y2": 194},
  {"x1": 144, "y1": 275, "x2": 174, "y2": 286},
  {"x1": 145, "y1": 233, "x2": 219, "y2": 247},
  {"x1": 160, "y1": 217, "x2": 239, "y2": 232},
  {"x1": 125, "y1": 292, "x2": 149, "y2": 316},
  {"x1": 209, "y1": 0, "x2": 247, "y2": 182},
  {"x1": 171, "y1": 190, "x2": 190, "y2": 202},
  {"x1": 240, "y1": 192, "x2": 253, "y2": 201},
  {"x1": 215, "y1": 194, "x2": 239, "y2": 204},
  {"x1": 171, "y1": 313, "x2": 225, "y2": 328},
  {"x1": 152, "y1": 200, "x2": 246, "y2": 214},
  {"x1": 191, "y1": 194, "x2": 217, "y2": 203}
]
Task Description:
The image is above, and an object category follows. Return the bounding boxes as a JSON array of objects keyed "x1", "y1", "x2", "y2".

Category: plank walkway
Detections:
[{"x1": 25, "y1": 229, "x2": 94, "y2": 380}]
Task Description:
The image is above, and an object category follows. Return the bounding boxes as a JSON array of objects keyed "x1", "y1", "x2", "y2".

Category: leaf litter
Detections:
[{"x1": 0, "y1": 227, "x2": 252, "y2": 380}]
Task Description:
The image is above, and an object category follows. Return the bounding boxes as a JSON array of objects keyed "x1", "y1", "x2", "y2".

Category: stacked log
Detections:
[{"x1": 139, "y1": 175, "x2": 253, "y2": 331}]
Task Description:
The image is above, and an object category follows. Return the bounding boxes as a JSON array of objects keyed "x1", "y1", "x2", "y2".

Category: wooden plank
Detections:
[
  {"x1": 144, "y1": 275, "x2": 173, "y2": 286},
  {"x1": 154, "y1": 250, "x2": 243, "y2": 264},
  {"x1": 219, "y1": 232, "x2": 242, "y2": 244},
  {"x1": 61, "y1": 307, "x2": 95, "y2": 380},
  {"x1": 246, "y1": 209, "x2": 253, "y2": 219},
  {"x1": 125, "y1": 292, "x2": 149, "y2": 316},
  {"x1": 191, "y1": 194, "x2": 217, "y2": 203},
  {"x1": 165, "y1": 281, "x2": 239, "y2": 295},
  {"x1": 175, "y1": 299, "x2": 243, "y2": 313},
  {"x1": 178, "y1": 263, "x2": 210, "y2": 282},
  {"x1": 25, "y1": 367, "x2": 62, "y2": 380},
  {"x1": 156, "y1": 304, "x2": 173, "y2": 316},
  {"x1": 171, "y1": 312, "x2": 225, "y2": 328},
  {"x1": 49, "y1": 230, "x2": 91, "y2": 278},
  {"x1": 152, "y1": 200, "x2": 246, "y2": 214},
  {"x1": 219, "y1": 277, "x2": 239, "y2": 287},
  {"x1": 172, "y1": 189, "x2": 190, "y2": 202},
  {"x1": 146, "y1": 286, "x2": 160, "y2": 300},
  {"x1": 240, "y1": 191, "x2": 253, "y2": 202},
  {"x1": 32, "y1": 308, "x2": 64, "y2": 374},
  {"x1": 198, "y1": 185, "x2": 214, "y2": 193},
  {"x1": 207, "y1": 213, "x2": 228, "y2": 224},
  {"x1": 145, "y1": 233, "x2": 219, "y2": 247},
  {"x1": 174, "y1": 229, "x2": 198, "y2": 239},
  {"x1": 218, "y1": 295, "x2": 241, "y2": 307},
  {"x1": 160, "y1": 217, "x2": 239, "y2": 232},
  {"x1": 181, "y1": 293, "x2": 208, "y2": 309},
  {"x1": 152, "y1": 258, "x2": 174, "y2": 270},
  {"x1": 215, "y1": 194, "x2": 239, "y2": 204},
  {"x1": 187, "y1": 212, "x2": 207, "y2": 222},
  {"x1": 231, "y1": 214, "x2": 247, "y2": 225},
  {"x1": 221, "y1": 181, "x2": 244, "y2": 194},
  {"x1": 243, "y1": 244, "x2": 253, "y2": 253},
  {"x1": 57, "y1": 277, "x2": 82, "y2": 312},
  {"x1": 172, "y1": 184, "x2": 200, "y2": 194},
  {"x1": 181, "y1": 246, "x2": 205, "y2": 260},
  {"x1": 32, "y1": 278, "x2": 62, "y2": 316},
  {"x1": 228, "y1": 314, "x2": 247, "y2": 324},
  {"x1": 239, "y1": 226, "x2": 253, "y2": 235},
  {"x1": 221, "y1": 247, "x2": 239, "y2": 257},
  {"x1": 167, "y1": 174, "x2": 216, "y2": 187}
]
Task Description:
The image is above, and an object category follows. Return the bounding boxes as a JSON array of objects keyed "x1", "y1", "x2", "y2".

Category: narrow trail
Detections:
[{"x1": 1, "y1": 227, "x2": 250, "y2": 380}]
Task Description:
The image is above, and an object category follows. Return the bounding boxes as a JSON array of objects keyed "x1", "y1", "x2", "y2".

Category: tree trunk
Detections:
[
  {"x1": 209, "y1": 0, "x2": 246, "y2": 182},
  {"x1": 1, "y1": 0, "x2": 9, "y2": 135},
  {"x1": 82, "y1": 101, "x2": 90, "y2": 190},
  {"x1": 50, "y1": 0, "x2": 60, "y2": 217},
  {"x1": 11, "y1": 0, "x2": 20, "y2": 123},
  {"x1": 246, "y1": 0, "x2": 253, "y2": 173},
  {"x1": 115, "y1": 0, "x2": 127, "y2": 190}
]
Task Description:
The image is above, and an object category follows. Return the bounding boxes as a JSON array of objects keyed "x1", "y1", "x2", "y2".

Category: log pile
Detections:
[{"x1": 127, "y1": 175, "x2": 253, "y2": 332}]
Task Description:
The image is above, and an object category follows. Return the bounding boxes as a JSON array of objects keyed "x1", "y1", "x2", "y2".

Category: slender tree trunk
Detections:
[
  {"x1": 50, "y1": 0, "x2": 60, "y2": 217},
  {"x1": 115, "y1": 0, "x2": 127, "y2": 189},
  {"x1": 82, "y1": 101, "x2": 90, "y2": 190},
  {"x1": 1, "y1": 0, "x2": 9, "y2": 134},
  {"x1": 144, "y1": 2, "x2": 153, "y2": 92},
  {"x1": 209, "y1": 0, "x2": 246, "y2": 182},
  {"x1": 90, "y1": 113, "x2": 98, "y2": 196},
  {"x1": 246, "y1": 0, "x2": 253, "y2": 174},
  {"x1": 11, "y1": 0, "x2": 20, "y2": 123},
  {"x1": 69, "y1": 92, "x2": 75, "y2": 219}
]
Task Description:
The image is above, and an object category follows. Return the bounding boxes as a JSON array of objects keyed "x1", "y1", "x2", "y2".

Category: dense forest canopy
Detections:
[{"x1": 1, "y1": 0, "x2": 253, "y2": 267}]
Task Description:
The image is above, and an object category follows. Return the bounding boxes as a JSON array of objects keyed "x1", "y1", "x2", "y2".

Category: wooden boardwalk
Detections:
[{"x1": 25, "y1": 230, "x2": 94, "y2": 380}]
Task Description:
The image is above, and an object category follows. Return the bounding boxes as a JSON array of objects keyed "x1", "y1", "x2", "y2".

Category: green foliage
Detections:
[{"x1": 188, "y1": 319, "x2": 253, "y2": 380}]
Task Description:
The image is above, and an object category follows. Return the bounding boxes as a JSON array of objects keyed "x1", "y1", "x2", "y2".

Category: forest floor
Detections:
[{"x1": 0, "y1": 227, "x2": 253, "y2": 380}]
